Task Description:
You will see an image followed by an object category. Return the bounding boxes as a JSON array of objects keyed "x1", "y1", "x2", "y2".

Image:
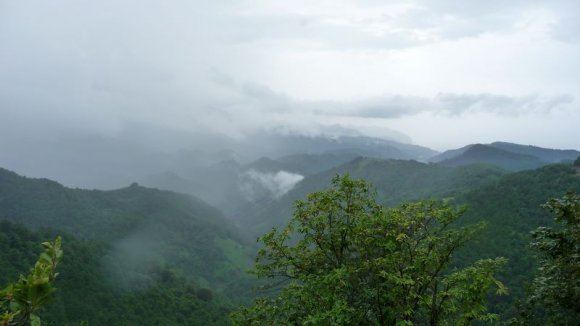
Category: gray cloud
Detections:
[
  {"x1": 435, "y1": 93, "x2": 575, "y2": 116},
  {"x1": 226, "y1": 84, "x2": 575, "y2": 120},
  {"x1": 223, "y1": 0, "x2": 580, "y2": 51},
  {"x1": 0, "y1": 0, "x2": 579, "y2": 181},
  {"x1": 326, "y1": 93, "x2": 574, "y2": 119}
]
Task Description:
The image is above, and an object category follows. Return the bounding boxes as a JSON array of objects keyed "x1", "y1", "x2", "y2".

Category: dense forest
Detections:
[
  {"x1": 0, "y1": 222, "x2": 231, "y2": 325},
  {"x1": 1, "y1": 145, "x2": 579, "y2": 324}
]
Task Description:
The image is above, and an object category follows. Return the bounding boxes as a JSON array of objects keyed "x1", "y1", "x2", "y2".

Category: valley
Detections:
[{"x1": 1, "y1": 135, "x2": 579, "y2": 324}]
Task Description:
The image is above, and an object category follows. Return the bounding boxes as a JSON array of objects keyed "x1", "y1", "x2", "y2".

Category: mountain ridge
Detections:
[
  {"x1": 0, "y1": 167, "x2": 254, "y2": 292},
  {"x1": 430, "y1": 141, "x2": 580, "y2": 171}
]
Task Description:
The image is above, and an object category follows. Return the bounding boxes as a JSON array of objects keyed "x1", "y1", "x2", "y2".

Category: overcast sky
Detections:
[{"x1": 1, "y1": 0, "x2": 579, "y2": 151}]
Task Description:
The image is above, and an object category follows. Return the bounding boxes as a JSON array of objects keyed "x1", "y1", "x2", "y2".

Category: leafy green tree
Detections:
[
  {"x1": 521, "y1": 193, "x2": 580, "y2": 325},
  {"x1": 574, "y1": 156, "x2": 580, "y2": 167},
  {"x1": 1, "y1": 236, "x2": 62, "y2": 326},
  {"x1": 232, "y1": 175, "x2": 507, "y2": 325}
]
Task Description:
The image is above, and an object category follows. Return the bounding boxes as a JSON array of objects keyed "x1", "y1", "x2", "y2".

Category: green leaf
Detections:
[{"x1": 30, "y1": 314, "x2": 41, "y2": 326}]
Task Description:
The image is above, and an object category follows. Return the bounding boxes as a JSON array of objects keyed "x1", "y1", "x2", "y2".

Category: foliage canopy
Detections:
[
  {"x1": 522, "y1": 193, "x2": 580, "y2": 325},
  {"x1": 232, "y1": 175, "x2": 506, "y2": 325},
  {"x1": 1, "y1": 236, "x2": 62, "y2": 326}
]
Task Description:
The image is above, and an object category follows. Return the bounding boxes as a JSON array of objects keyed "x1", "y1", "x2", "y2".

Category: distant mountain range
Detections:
[
  {"x1": 4, "y1": 118, "x2": 578, "y2": 192},
  {"x1": 139, "y1": 140, "x2": 580, "y2": 220},
  {"x1": 239, "y1": 132, "x2": 438, "y2": 162},
  {"x1": 140, "y1": 134, "x2": 438, "y2": 217},
  {"x1": 430, "y1": 142, "x2": 580, "y2": 171}
]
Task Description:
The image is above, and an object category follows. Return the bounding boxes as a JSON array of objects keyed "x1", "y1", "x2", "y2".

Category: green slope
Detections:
[
  {"x1": 141, "y1": 149, "x2": 434, "y2": 220},
  {"x1": 454, "y1": 164, "x2": 580, "y2": 317},
  {"x1": 238, "y1": 158, "x2": 507, "y2": 237},
  {"x1": 238, "y1": 159, "x2": 580, "y2": 319},
  {"x1": 0, "y1": 167, "x2": 254, "y2": 293},
  {"x1": 0, "y1": 221, "x2": 231, "y2": 325}
]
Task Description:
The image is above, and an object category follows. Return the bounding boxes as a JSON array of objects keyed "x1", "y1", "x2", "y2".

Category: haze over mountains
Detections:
[
  {"x1": 2, "y1": 127, "x2": 577, "y2": 220},
  {"x1": 2, "y1": 124, "x2": 576, "y2": 184},
  {"x1": 1, "y1": 135, "x2": 579, "y2": 323},
  {"x1": 2, "y1": 0, "x2": 580, "y2": 324}
]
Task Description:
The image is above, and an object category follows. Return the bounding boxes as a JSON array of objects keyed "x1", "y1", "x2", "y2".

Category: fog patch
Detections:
[
  {"x1": 240, "y1": 170, "x2": 304, "y2": 201},
  {"x1": 103, "y1": 230, "x2": 168, "y2": 291}
]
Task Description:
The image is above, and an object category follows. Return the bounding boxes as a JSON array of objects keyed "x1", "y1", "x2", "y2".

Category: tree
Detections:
[
  {"x1": 574, "y1": 156, "x2": 580, "y2": 167},
  {"x1": 522, "y1": 193, "x2": 580, "y2": 325},
  {"x1": 232, "y1": 175, "x2": 506, "y2": 325},
  {"x1": 1, "y1": 236, "x2": 63, "y2": 326}
]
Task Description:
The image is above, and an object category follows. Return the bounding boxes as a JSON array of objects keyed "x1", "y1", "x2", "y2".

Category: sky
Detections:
[{"x1": 1, "y1": 0, "x2": 579, "y2": 152}]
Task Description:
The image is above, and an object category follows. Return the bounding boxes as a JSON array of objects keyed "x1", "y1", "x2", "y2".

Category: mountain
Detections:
[
  {"x1": 141, "y1": 160, "x2": 250, "y2": 218},
  {"x1": 454, "y1": 164, "x2": 580, "y2": 317},
  {"x1": 236, "y1": 158, "x2": 580, "y2": 319},
  {"x1": 240, "y1": 132, "x2": 438, "y2": 162},
  {"x1": 237, "y1": 158, "x2": 507, "y2": 238},
  {"x1": 438, "y1": 144, "x2": 545, "y2": 171},
  {"x1": 140, "y1": 132, "x2": 439, "y2": 219},
  {"x1": 0, "y1": 221, "x2": 232, "y2": 325},
  {"x1": 430, "y1": 142, "x2": 580, "y2": 171},
  {"x1": 488, "y1": 141, "x2": 580, "y2": 163},
  {"x1": 3, "y1": 151, "x2": 579, "y2": 323},
  {"x1": 0, "y1": 124, "x2": 437, "y2": 192},
  {"x1": 0, "y1": 167, "x2": 254, "y2": 293},
  {"x1": 141, "y1": 148, "x2": 414, "y2": 219},
  {"x1": 428, "y1": 144, "x2": 475, "y2": 162}
]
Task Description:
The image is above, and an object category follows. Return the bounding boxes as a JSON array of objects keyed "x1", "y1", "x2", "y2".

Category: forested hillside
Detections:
[
  {"x1": 2, "y1": 158, "x2": 579, "y2": 324},
  {"x1": 0, "y1": 221, "x2": 231, "y2": 325},
  {"x1": 0, "y1": 167, "x2": 254, "y2": 295},
  {"x1": 235, "y1": 159, "x2": 580, "y2": 320},
  {"x1": 140, "y1": 134, "x2": 438, "y2": 219},
  {"x1": 238, "y1": 158, "x2": 507, "y2": 237},
  {"x1": 455, "y1": 164, "x2": 580, "y2": 316}
]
